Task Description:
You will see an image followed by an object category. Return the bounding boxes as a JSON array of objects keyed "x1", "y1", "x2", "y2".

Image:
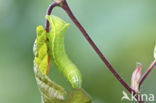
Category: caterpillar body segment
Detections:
[{"x1": 47, "y1": 15, "x2": 82, "y2": 88}]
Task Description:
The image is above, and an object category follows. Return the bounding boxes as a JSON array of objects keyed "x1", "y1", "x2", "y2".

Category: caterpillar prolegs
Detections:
[{"x1": 46, "y1": 15, "x2": 82, "y2": 88}]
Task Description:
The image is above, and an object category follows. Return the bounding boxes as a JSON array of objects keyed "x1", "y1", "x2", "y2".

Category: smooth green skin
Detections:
[
  {"x1": 47, "y1": 15, "x2": 82, "y2": 88},
  {"x1": 33, "y1": 17, "x2": 92, "y2": 103}
]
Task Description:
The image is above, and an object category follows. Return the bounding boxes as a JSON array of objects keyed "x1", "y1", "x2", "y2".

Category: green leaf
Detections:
[
  {"x1": 35, "y1": 71, "x2": 92, "y2": 103},
  {"x1": 33, "y1": 25, "x2": 48, "y2": 75},
  {"x1": 33, "y1": 25, "x2": 66, "y2": 103},
  {"x1": 35, "y1": 71, "x2": 66, "y2": 103},
  {"x1": 65, "y1": 88, "x2": 92, "y2": 103}
]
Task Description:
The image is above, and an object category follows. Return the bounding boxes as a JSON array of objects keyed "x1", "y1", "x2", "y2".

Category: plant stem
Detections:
[
  {"x1": 45, "y1": 2, "x2": 59, "y2": 32},
  {"x1": 47, "y1": 0, "x2": 145, "y2": 102},
  {"x1": 60, "y1": 0, "x2": 133, "y2": 93},
  {"x1": 45, "y1": 2, "x2": 58, "y2": 76},
  {"x1": 139, "y1": 60, "x2": 156, "y2": 88}
]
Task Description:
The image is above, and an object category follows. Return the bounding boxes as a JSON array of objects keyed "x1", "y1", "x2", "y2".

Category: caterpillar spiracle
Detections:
[{"x1": 46, "y1": 15, "x2": 82, "y2": 88}]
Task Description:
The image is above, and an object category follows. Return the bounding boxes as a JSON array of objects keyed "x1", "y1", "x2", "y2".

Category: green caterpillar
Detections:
[
  {"x1": 47, "y1": 15, "x2": 82, "y2": 88},
  {"x1": 33, "y1": 16, "x2": 91, "y2": 103}
]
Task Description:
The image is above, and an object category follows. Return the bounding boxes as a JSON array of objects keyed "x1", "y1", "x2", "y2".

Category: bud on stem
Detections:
[{"x1": 131, "y1": 63, "x2": 142, "y2": 93}]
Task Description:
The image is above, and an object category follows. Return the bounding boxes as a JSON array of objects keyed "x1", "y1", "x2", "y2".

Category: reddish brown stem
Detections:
[
  {"x1": 137, "y1": 95, "x2": 144, "y2": 103},
  {"x1": 45, "y1": 3, "x2": 58, "y2": 76},
  {"x1": 139, "y1": 60, "x2": 156, "y2": 88},
  {"x1": 61, "y1": 0, "x2": 133, "y2": 93},
  {"x1": 45, "y1": 2, "x2": 59, "y2": 32},
  {"x1": 46, "y1": 0, "x2": 145, "y2": 102},
  {"x1": 60, "y1": 1, "x2": 145, "y2": 102}
]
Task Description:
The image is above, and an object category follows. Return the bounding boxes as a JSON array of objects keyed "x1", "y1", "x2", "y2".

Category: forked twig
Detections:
[{"x1": 43, "y1": 0, "x2": 156, "y2": 103}]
